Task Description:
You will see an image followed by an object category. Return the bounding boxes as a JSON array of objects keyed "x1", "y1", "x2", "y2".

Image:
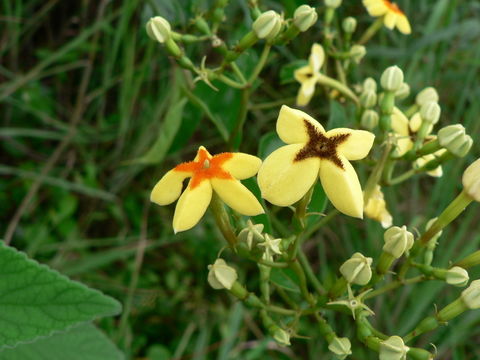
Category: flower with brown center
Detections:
[{"x1": 363, "y1": 0, "x2": 412, "y2": 35}]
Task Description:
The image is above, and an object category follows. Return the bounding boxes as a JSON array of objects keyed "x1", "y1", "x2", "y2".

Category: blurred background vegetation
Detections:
[{"x1": 1, "y1": 0, "x2": 480, "y2": 359}]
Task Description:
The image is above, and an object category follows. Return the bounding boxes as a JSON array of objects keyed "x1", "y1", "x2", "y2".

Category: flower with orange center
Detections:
[
  {"x1": 151, "y1": 146, "x2": 264, "y2": 232},
  {"x1": 363, "y1": 0, "x2": 412, "y2": 35},
  {"x1": 257, "y1": 106, "x2": 375, "y2": 218}
]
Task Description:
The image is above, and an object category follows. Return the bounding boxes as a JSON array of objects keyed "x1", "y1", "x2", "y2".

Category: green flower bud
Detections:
[
  {"x1": 420, "y1": 101, "x2": 441, "y2": 124},
  {"x1": 324, "y1": 0, "x2": 342, "y2": 8},
  {"x1": 446, "y1": 266, "x2": 469, "y2": 287},
  {"x1": 342, "y1": 17, "x2": 357, "y2": 34},
  {"x1": 461, "y1": 279, "x2": 480, "y2": 309},
  {"x1": 383, "y1": 226, "x2": 414, "y2": 259},
  {"x1": 293, "y1": 5, "x2": 318, "y2": 32},
  {"x1": 237, "y1": 220, "x2": 264, "y2": 249},
  {"x1": 379, "y1": 336, "x2": 409, "y2": 360},
  {"x1": 395, "y1": 83, "x2": 410, "y2": 100},
  {"x1": 207, "y1": 259, "x2": 238, "y2": 290},
  {"x1": 360, "y1": 90, "x2": 377, "y2": 108},
  {"x1": 328, "y1": 337, "x2": 352, "y2": 359},
  {"x1": 381, "y1": 66, "x2": 404, "y2": 92},
  {"x1": 438, "y1": 124, "x2": 473, "y2": 157},
  {"x1": 253, "y1": 11, "x2": 282, "y2": 40},
  {"x1": 350, "y1": 45, "x2": 366, "y2": 64},
  {"x1": 273, "y1": 328, "x2": 291, "y2": 346},
  {"x1": 416, "y1": 87, "x2": 439, "y2": 106},
  {"x1": 361, "y1": 109, "x2": 379, "y2": 130},
  {"x1": 363, "y1": 77, "x2": 377, "y2": 92},
  {"x1": 146, "y1": 16, "x2": 172, "y2": 43},
  {"x1": 462, "y1": 158, "x2": 480, "y2": 202},
  {"x1": 340, "y1": 252, "x2": 372, "y2": 286}
]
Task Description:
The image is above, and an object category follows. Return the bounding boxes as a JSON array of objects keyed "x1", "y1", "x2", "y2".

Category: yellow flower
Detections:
[
  {"x1": 364, "y1": 185, "x2": 393, "y2": 228},
  {"x1": 258, "y1": 106, "x2": 375, "y2": 218},
  {"x1": 294, "y1": 43, "x2": 325, "y2": 106},
  {"x1": 363, "y1": 0, "x2": 412, "y2": 35},
  {"x1": 151, "y1": 146, "x2": 264, "y2": 233}
]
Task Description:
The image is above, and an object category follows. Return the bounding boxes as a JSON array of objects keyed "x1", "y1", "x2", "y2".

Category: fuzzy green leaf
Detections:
[{"x1": 0, "y1": 242, "x2": 122, "y2": 349}]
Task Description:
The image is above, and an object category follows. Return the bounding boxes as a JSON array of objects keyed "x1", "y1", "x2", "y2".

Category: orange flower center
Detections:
[
  {"x1": 174, "y1": 148, "x2": 233, "y2": 189},
  {"x1": 383, "y1": 0, "x2": 404, "y2": 14}
]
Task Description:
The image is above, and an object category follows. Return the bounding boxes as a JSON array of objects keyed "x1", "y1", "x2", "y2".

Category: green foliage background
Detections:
[{"x1": 1, "y1": 0, "x2": 480, "y2": 359}]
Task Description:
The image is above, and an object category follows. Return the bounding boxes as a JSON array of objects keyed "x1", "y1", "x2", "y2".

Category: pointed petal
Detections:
[
  {"x1": 363, "y1": 0, "x2": 388, "y2": 16},
  {"x1": 222, "y1": 153, "x2": 262, "y2": 180},
  {"x1": 409, "y1": 112, "x2": 422, "y2": 133},
  {"x1": 383, "y1": 12, "x2": 397, "y2": 30},
  {"x1": 296, "y1": 78, "x2": 317, "y2": 106},
  {"x1": 309, "y1": 43, "x2": 325, "y2": 72},
  {"x1": 277, "y1": 105, "x2": 325, "y2": 144},
  {"x1": 391, "y1": 107, "x2": 409, "y2": 136},
  {"x1": 396, "y1": 14, "x2": 411, "y2": 34},
  {"x1": 258, "y1": 143, "x2": 321, "y2": 206},
  {"x1": 326, "y1": 128, "x2": 375, "y2": 161},
  {"x1": 211, "y1": 178, "x2": 264, "y2": 216},
  {"x1": 173, "y1": 180, "x2": 212, "y2": 232},
  {"x1": 294, "y1": 65, "x2": 314, "y2": 83},
  {"x1": 194, "y1": 146, "x2": 212, "y2": 162},
  {"x1": 151, "y1": 169, "x2": 190, "y2": 205},
  {"x1": 319, "y1": 156, "x2": 364, "y2": 218}
]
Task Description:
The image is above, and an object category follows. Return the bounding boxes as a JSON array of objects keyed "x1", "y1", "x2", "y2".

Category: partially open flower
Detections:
[
  {"x1": 462, "y1": 158, "x2": 480, "y2": 202},
  {"x1": 151, "y1": 146, "x2": 264, "y2": 232},
  {"x1": 364, "y1": 185, "x2": 393, "y2": 228},
  {"x1": 438, "y1": 124, "x2": 473, "y2": 157},
  {"x1": 414, "y1": 148, "x2": 446, "y2": 177},
  {"x1": 328, "y1": 337, "x2": 352, "y2": 359},
  {"x1": 363, "y1": 0, "x2": 412, "y2": 35},
  {"x1": 258, "y1": 106, "x2": 375, "y2": 218},
  {"x1": 258, "y1": 234, "x2": 282, "y2": 259},
  {"x1": 294, "y1": 44, "x2": 325, "y2": 106},
  {"x1": 379, "y1": 336, "x2": 409, "y2": 360},
  {"x1": 207, "y1": 259, "x2": 238, "y2": 290},
  {"x1": 340, "y1": 252, "x2": 373, "y2": 285}
]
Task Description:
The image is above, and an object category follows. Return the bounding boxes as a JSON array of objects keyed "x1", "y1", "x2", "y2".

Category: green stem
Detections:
[
  {"x1": 298, "y1": 250, "x2": 327, "y2": 295},
  {"x1": 387, "y1": 168, "x2": 416, "y2": 185},
  {"x1": 455, "y1": 250, "x2": 480, "y2": 269},
  {"x1": 364, "y1": 276, "x2": 425, "y2": 300},
  {"x1": 317, "y1": 74, "x2": 359, "y2": 105},
  {"x1": 248, "y1": 43, "x2": 271, "y2": 83},
  {"x1": 210, "y1": 193, "x2": 238, "y2": 248},
  {"x1": 228, "y1": 87, "x2": 251, "y2": 150},
  {"x1": 290, "y1": 259, "x2": 315, "y2": 305},
  {"x1": 358, "y1": 18, "x2": 383, "y2": 45},
  {"x1": 364, "y1": 140, "x2": 392, "y2": 204},
  {"x1": 216, "y1": 73, "x2": 246, "y2": 89},
  {"x1": 230, "y1": 61, "x2": 247, "y2": 83}
]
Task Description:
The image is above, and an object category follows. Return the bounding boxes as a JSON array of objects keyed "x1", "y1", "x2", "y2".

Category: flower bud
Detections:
[
  {"x1": 462, "y1": 158, "x2": 480, "y2": 202},
  {"x1": 350, "y1": 45, "x2": 366, "y2": 64},
  {"x1": 446, "y1": 266, "x2": 469, "y2": 287},
  {"x1": 438, "y1": 124, "x2": 472, "y2": 157},
  {"x1": 420, "y1": 101, "x2": 441, "y2": 124},
  {"x1": 328, "y1": 337, "x2": 352, "y2": 359},
  {"x1": 381, "y1": 66, "x2": 404, "y2": 92},
  {"x1": 360, "y1": 90, "x2": 377, "y2": 109},
  {"x1": 363, "y1": 77, "x2": 377, "y2": 92},
  {"x1": 207, "y1": 259, "x2": 238, "y2": 290},
  {"x1": 146, "y1": 16, "x2": 172, "y2": 43},
  {"x1": 253, "y1": 11, "x2": 282, "y2": 40},
  {"x1": 361, "y1": 109, "x2": 379, "y2": 130},
  {"x1": 379, "y1": 336, "x2": 409, "y2": 360},
  {"x1": 340, "y1": 252, "x2": 372, "y2": 286},
  {"x1": 342, "y1": 17, "x2": 357, "y2": 33},
  {"x1": 383, "y1": 226, "x2": 414, "y2": 259},
  {"x1": 461, "y1": 279, "x2": 480, "y2": 309},
  {"x1": 416, "y1": 87, "x2": 439, "y2": 106},
  {"x1": 395, "y1": 83, "x2": 410, "y2": 100},
  {"x1": 294, "y1": 5, "x2": 318, "y2": 32},
  {"x1": 408, "y1": 112, "x2": 423, "y2": 133},
  {"x1": 324, "y1": 0, "x2": 342, "y2": 8},
  {"x1": 273, "y1": 328, "x2": 291, "y2": 346}
]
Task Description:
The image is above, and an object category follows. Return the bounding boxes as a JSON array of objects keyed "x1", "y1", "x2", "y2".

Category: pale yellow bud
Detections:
[
  {"x1": 146, "y1": 16, "x2": 172, "y2": 43},
  {"x1": 462, "y1": 158, "x2": 480, "y2": 202},
  {"x1": 350, "y1": 45, "x2": 366, "y2": 64},
  {"x1": 381, "y1": 66, "x2": 404, "y2": 92},
  {"x1": 294, "y1": 5, "x2": 318, "y2": 32},
  {"x1": 438, "y1": 124, "x2": 472, "y2": 157},
  {"x1": 383, "y1": 226, "x2": 414, "y2": 259},
  {"x1": 360, "y1": 90, "x2": 377, "y2": 108},
  {"x1": 446, "y1": 266, "x2": 469, "y2": 287},
  {"x1": 379, "y1": 336, "x2": 409, "y2": 360},
  {"x1": 363, "y1": 77, "x2": 377, "y2": 92},
  {"x1": 416, "y1": 87, "x2": 439, "y2": 106},
  {"x1": 395, "y1": 83, "x2": 410, "y2": 100},
  {"x1": 420, "y1": 101, "x2": 441, "y2": 124},
  {"x1": 253, "y1": 11, "x2": 282, "y2": 40},
  {"x1": 328, "y1": 337, "x2": 352, "y2": 359},
  {"x1": 461, "y1": 279, "x2": 480, "y2": 309},
  {"x1": 361, "y1": 109, "x2": 379, "y2": 130},
  {"x1": 324, "y1": 0, "x2": 342, "y2": 8},
  {"x1": 207, "y1": 259, "x2": 238, "y2": 290},
  {"x1": 342, "y1": 17, "x2": 357, "y2": 33},
  {"x1": 340, "y1": 252, "x2": 372, "y2": 285},
  {"x1": 273, "y1": 328, "x2": 291, "y2": 346}
]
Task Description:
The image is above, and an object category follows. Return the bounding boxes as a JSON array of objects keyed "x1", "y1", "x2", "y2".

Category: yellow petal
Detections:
[
  {"x1": 296, "y1": 77, "x2": 317, "y2": 106},
  {"x1": 309, "y1": 43, "x2": 325, "y2": 72},
  {"x1": 222, "y1": 153, "x2": 262, "y2": 180},
  {"x1": 396, "y1": 14, "x2": 411, "y2": 34},
  {"x1": 294, "y1": 65, "x2": 313, "y2": 84},
  {"x1": 258, "y1": 143, "x2": 321, "y2": 206},
  {"x1": 277, "y1": 105, "x2": 325, "y2": 144},
  {"x1": 383, "y1": 12, "x2": 397, "y2": 30},
  {"x1": 211, "y1": 178, "x2": 264, "y2": 216},
  {"x1": 151, "y1": 169, "x2": 190, "y2": 205},
  {"x1": 173, "y1": 180, "x2": 212, "y2": 232},
  {"x1": 319, "y1": 156, "x2": 363, "y2": 218},
  {"x1": 391, "y1": 107, "x2": 409, "y2": 136},
  {"x1": 326, "y1": 128, "x2": 375, "y2": 161},
  {"x1": 363, "y1": 0, "x2": 388, "y2": 16},
  {"x1": 409, "y1": 112, "x2": 422, "y2": 133}
]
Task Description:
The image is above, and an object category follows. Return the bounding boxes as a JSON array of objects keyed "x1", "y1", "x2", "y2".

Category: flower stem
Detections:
[
  {"x1": 358, "y1": 18, "x2": 384, "y2": 45},
  {"x1": 317, "y1": 74, "x2": 360, "y2": 105},
  {"x1": 210, "y1": 193, "x2": 238, "y2": 248},
  {"x1": 298, "y1": 249, "x2": 327, "y2": 295}
]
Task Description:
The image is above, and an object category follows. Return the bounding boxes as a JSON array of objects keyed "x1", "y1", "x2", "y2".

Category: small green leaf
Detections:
[
  {"x1": 0, "y1": 323, "x2": 124, "y2": 360},
  {"x1": 0, "y1": 242, "x2": 122, "y2": 349},
  {"x1": 270, "y1": 268, "x2": 300, "y2": 293}
]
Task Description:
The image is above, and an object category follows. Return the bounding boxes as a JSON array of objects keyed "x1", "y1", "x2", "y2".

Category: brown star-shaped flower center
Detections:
[{"x1": 294, "y1": 120, "x2": 350, "y2": 169}]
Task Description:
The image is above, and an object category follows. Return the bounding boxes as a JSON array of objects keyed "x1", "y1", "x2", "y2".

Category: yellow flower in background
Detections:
[
  {"x1": 258, "y1": 106, "x2": 375, "y2": 218},
  {"x1": 390, "y1": 108, "x2": 443, "y2": 177},
  {"x1": 294, "y1": 43, "x2": 325, "y2": 106},
  {"x1": 151, "y1": 146, "x2": 264, "y2": 233},
  {"x1": 363, "y1": 0, "x2": 412, "y2": 35},
  {"x1": 364, "y1": 185, "x2": 393, "y2": 228}
]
